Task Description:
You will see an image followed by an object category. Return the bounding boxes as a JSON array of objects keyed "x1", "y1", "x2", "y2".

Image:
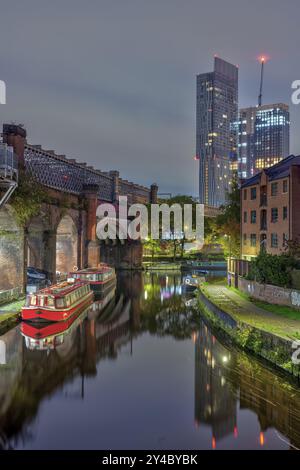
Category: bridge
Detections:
[{"x1": 0, "y1": 124, "x2": 158, "y2": 294}]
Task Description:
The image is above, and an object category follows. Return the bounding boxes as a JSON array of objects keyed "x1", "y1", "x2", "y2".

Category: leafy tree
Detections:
[
  {"x1": 214, "y1": 178, "x2": 241, "y2": 257},
  {"x1": 284, "y1": 238, "x2": 300, "y2": 259},
  {"x1": 143, "y1": 238, "x2": 161, "y2": 261},
  {"x1": 145, "y1": 194, "x2": 199, "y2": 260}
]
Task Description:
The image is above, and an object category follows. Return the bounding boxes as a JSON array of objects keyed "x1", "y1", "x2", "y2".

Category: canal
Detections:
[{"x1": 0, "y1": 272, "x2": 300, "y2": 450}]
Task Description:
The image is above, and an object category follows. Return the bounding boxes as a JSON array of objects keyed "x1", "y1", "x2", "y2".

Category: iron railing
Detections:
[
  {"x1": 0, "y1": 143, "x2": 18, "y2": 181},
  {"x1": 24, "y1": 144, "x2": 151, "y2": 202}
]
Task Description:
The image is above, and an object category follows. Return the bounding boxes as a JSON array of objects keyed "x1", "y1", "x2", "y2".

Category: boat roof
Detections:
[
  {"x1": 32, "y1": 280, "x2": 88, "y2": 297},
  {"x1": 71, "y1": 266, "x2": 114, "y2": 274}
]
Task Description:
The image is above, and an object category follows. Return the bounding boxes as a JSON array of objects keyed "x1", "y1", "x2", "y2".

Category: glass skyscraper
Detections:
[
  {"x1": 237, "y1": 103, "x2": 290, "y2": 179},
  {"x1": 196, "y1": 57, "x2": 238, "y2": 207}
]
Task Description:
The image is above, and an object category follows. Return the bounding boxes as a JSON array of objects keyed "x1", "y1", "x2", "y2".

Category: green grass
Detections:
[
  {"x1": 229, "y1": 285, "x2": 300, "y2": 320},
  {"x1": 253, "y1": 300, "x2": 300, "y2": 320},
  {"x1": 0, "y1": 298, "x2": 25, "y2": 314},
  {"x1": 0, "y1": 313, "x2": 15, "y2": 323},
  {"x1": 201, "y1": 283, "x2": 300, "y2": 340}
]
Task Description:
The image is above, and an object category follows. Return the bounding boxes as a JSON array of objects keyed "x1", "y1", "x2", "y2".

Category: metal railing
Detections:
[
  {"x1": 0, "y1": 143, "x2": 18, "y2": 181},
  {"x1": 0, "y1": 286, "x2": 23, "y2": 306}
]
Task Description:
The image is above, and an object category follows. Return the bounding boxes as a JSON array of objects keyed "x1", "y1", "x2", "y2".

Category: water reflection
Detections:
[{"x1": 0, "y1": 272, "x2": 299, "y2": 449}]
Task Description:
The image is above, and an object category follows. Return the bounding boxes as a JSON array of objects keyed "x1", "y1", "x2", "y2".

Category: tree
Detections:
[
  {"x1": 248, "y1": 251, "x2": 297, "y2": 287},
  {"x1": 214, "y1": 178, "x2": 241, "y2": 257},
  {"x1": 162, "y1": 195, "x2": 197, "y2": 260},
  {"x1": 143, "y1": 238, "x2": 161, "y2": 261}
]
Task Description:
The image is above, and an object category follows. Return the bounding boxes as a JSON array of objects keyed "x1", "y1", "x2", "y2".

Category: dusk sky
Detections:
[{"x1": 0, "y1": 0, "x2": 299, "y2": 196}]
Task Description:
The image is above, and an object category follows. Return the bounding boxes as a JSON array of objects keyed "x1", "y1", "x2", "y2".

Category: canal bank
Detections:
[
  {"x1": 2, "y1": 272, "x2": 300, "y2": 449},
  {"x1": 0, "y1": 298, "x2": 23, "y2": 333},
  {"x1": 198, "y1": 282, "x2": 300, "y2": 380}
]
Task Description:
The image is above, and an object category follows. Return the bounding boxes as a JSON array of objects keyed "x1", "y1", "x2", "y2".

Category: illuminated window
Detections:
[{"x1": 250, "y1": 234, "x2": 257, "y2": 247}]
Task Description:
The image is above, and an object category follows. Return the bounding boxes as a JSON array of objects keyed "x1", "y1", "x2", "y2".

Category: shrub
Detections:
[{"x1": 247, "y1": 251, "x2": 298, "y2": 287}]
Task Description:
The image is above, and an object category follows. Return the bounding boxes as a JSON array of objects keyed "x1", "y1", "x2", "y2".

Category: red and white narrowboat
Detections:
[
  {"x1": 69, "y1": 265, "x2": 116, "y2": 293},
  {"x1": 21, "y1": 307, "x2": 89, "y2": 350},
  {"x1": 21, "y1": 279, "x2": 93, "y2": 323}
]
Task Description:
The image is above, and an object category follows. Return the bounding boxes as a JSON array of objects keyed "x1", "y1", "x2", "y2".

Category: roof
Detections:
[
  {"x1": 37, "y1": 280, "x2": 88, "y2": 297},
  {"x1": 241, "y1": 155, "x2": 300, "y2": 188}
]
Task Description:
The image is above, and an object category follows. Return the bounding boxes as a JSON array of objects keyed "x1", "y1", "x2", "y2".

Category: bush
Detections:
[{"x1": 247, "y1": 251, "x2": 298, "y2": 288}]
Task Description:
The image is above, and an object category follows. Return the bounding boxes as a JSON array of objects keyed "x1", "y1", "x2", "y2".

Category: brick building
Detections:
[{"x1": 241, "y1": 155, "x2": 300, "y2": 260}]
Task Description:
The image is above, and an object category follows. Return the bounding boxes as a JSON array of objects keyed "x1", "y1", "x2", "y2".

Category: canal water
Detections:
[{"x1": 0, "y1": 272, "x2": 300, "y2": 450}]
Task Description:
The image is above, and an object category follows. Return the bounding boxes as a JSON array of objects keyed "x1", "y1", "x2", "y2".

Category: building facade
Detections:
[
  {"x1": 238, "y1": 103, "x2": 290, "y2": 179},
  {"x1": 241, "y1": 155, "x2": 300, "y2": 260},
  {"x1": 196, "y1": 57, "x2": 238, "y2": 207}
]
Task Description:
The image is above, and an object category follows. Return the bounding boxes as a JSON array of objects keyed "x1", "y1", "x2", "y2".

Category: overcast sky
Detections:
[{"x1": 0, "y1": 0, "x2": 299, "y2": 196}]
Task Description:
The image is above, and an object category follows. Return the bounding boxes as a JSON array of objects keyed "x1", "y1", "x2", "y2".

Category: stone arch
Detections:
[
  {"x1": 0, "y1": 205, "x2": 24, "y2": 291},
  {"x1": 26, "y1": 216, "x2": 49, "y2": 271},
  {"x1": 56, "y1": 214, "x2": 79, "y2": 276}
]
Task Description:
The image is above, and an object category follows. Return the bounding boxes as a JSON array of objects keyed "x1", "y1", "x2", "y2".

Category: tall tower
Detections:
[
  {"x1": 238, "y1": 103, "x2": 290, "y2": 178},
  {"x1": 196, "y1": 57, "x2": 238, "y2": 207}
]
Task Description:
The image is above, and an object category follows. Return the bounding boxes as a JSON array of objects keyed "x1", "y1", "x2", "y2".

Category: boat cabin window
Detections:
[{"x1": 56, "y1": 298, "x2": 65, "y2": 308}]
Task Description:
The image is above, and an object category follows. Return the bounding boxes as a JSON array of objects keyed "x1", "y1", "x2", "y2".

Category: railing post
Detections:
[{"x1": 2, "y1": 124, "x2": 26, "y2": 169}]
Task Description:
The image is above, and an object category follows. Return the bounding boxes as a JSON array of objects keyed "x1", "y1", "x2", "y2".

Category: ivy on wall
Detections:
[
  {"x1": 10, "y1": 171, "x2": 48, "y2": 227},
  {"x1": 10, "y1": 171, "x2": 85, "y2": 227}
]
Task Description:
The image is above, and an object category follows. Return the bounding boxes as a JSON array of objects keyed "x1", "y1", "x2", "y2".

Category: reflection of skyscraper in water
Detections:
[{"x1": 194, "y1": 321, "x2": 237, "y2": 444}]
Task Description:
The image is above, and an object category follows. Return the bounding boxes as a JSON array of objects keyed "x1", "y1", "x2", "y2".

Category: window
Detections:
[
  {"x1": 243, "y1": 211, "x2": 247, "y2": 223},
  {"x1": 271, "y1": 233, "x2": 278, "y2": 248},
  {"x1": 250, "y1": 187, "x2": 257, "y2": 200},
  {"x1": 271, "y1": 182, "x2": 278, "y2": 196},
  {"x1": 283, "y1": 206, "x2": 288, "y2": 220},
  {"x1": 244, "y1": 189, "x2": 247, "y2": 200},
  {"x1": 271, "y1": 208, "x2": 278, "y2": 223},
  {"x1": 283, "y1": 180, "x2": 288, "y2": 193},
  {"x1": 243, "y1": 233, "x2": 247, "y2": 245},
  {"x1": 56, "y1": 298, "x2": 66, "y2": 308},
  {"x1": 251, "y1": 210, "x2": 256, "y2": 224},
  {"x1": 250, "y1": 234, "x2": 257, "y2": 247},
  {"x1": 283, "y1": 233, "x2": 288, "y2": 246}
]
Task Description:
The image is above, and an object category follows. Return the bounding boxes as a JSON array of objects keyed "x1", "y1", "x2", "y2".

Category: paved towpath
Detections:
[{"x1": 202, "y1": 282, "x2": 300, "y2": 340}]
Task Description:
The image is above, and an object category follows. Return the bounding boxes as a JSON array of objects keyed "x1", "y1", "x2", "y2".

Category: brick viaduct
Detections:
[{"x1": 0, "y1": 124, "x2": 158, "y2": 293}]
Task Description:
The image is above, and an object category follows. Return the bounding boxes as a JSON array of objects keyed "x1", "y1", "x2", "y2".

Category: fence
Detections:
[{"x1": 0, "y1": 286, "x2": 23, "y2": 306}]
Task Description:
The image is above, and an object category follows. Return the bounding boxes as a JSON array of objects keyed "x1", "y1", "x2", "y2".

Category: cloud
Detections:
[{"x1": 0, "y1": 0, "x2": 299, "y2": 196}]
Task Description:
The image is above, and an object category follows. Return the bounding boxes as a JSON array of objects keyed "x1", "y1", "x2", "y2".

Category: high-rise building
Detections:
[
  {"x1": 196, "y1": 57, "x2": 238, "y2": 207},
  {"x1": 238, "y1": 103, "x2": 290, "y2": 179}
]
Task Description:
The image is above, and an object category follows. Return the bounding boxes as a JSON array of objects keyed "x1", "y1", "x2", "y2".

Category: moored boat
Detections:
[
  {"x1": 21, "y1": 306, "x2": 89, "y2": 349},
  {"x1": 21, "y1": 279, "x2": 93, "y2": 323},
  {"x1": 69, "y1": 265, "x2": 116, "y2": 293}
]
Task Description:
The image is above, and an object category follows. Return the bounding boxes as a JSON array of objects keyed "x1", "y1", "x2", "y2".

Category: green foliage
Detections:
[
  {"x1": 145, "y1": 194, "x2": 199, "y2": 259},
  {"x1": 11, "y1": 171, "x2": 46, "y2": 226},
  {"x1": 247, "y1": 251, "x2": 298, "y2": 287},
  {"x1": 197, "y1": 295, "x2": 297, "y2": 377},
  {"x1": 143, "y1": 238, "x2": 161, "y2": 261},
  {"x1": 204, "y1": 178, "x2": 241, "y2": 257}
]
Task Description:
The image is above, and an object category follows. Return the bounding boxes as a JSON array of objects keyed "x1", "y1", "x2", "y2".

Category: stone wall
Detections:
[
  {"x1": 238, "y1": 276, "x2": 300, "y2": 310},
  {"x1": 198, "y1": 290, "x2": 300, "y2": 379}
]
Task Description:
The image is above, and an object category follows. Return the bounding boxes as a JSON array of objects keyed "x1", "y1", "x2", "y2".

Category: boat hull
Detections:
[
  {"x1": 21, "y1": 291, "x2": 93, "y2": 323},
  {"x1": 90, "y1": 276, "x2": 116, "y2": 293}
]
